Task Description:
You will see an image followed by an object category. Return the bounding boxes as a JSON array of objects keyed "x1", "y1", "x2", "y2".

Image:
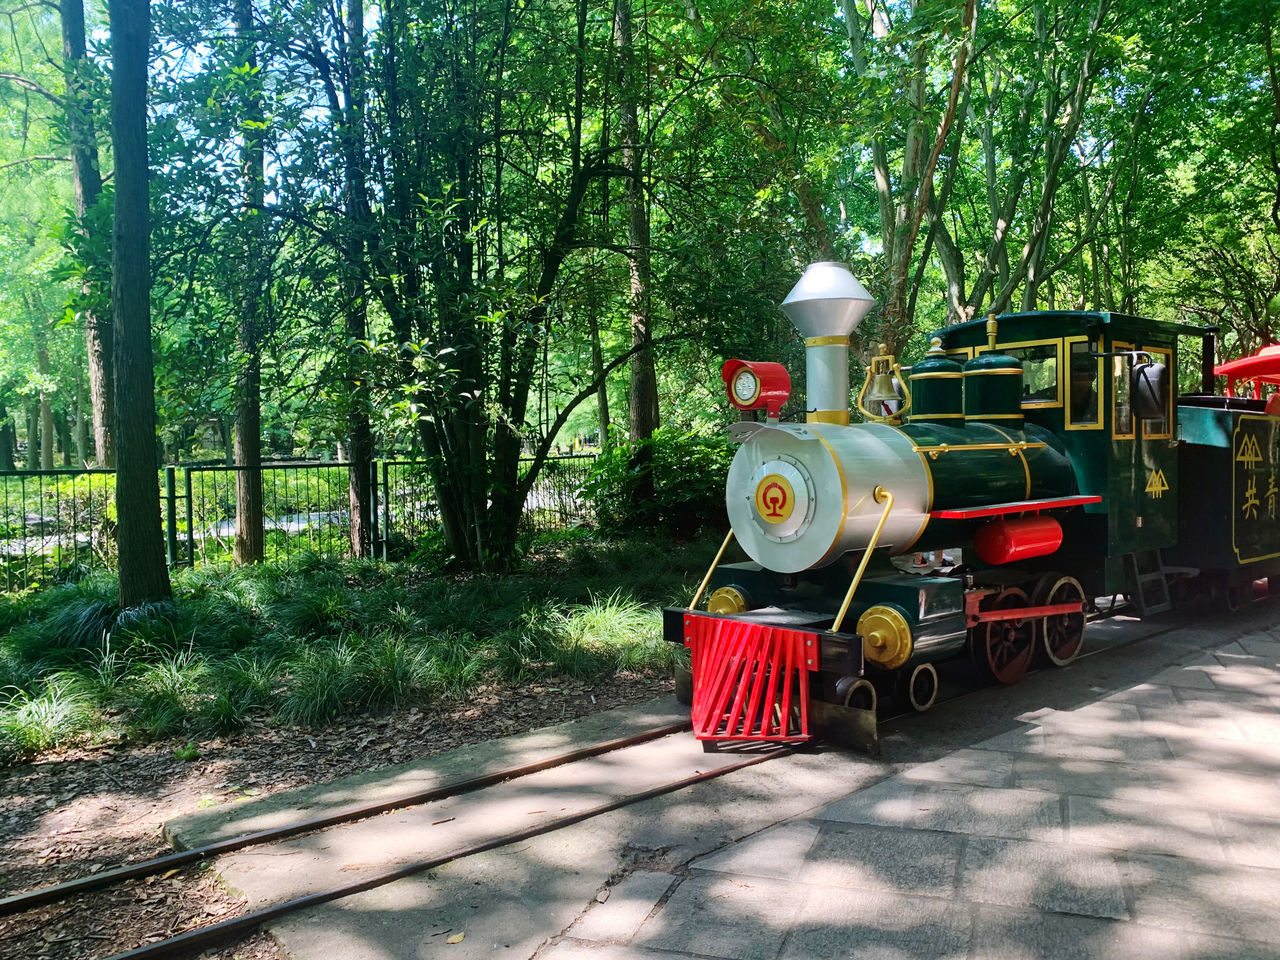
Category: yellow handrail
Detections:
[
  {"x1": 688, "y1": 529, "x2": 736, "y2": 611},
  {"x1": 831, "y1": 486, "x2": 894, "y2": 634},
  {"x1": 911, "y1": 441, "x2": 1047, "y2": 459}
]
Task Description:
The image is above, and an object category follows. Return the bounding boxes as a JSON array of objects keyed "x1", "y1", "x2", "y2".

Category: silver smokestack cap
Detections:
[{"x1": 779, "y1": 261, "x2": 875, "y2": 339}]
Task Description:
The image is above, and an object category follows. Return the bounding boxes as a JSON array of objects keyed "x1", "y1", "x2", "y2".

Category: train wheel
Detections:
[
  {"x1": 977, "y1": 587, "x2": 1034, "y2": 685},
  {"x1": 1212, "y1": 573, "x2": 1246, "y2": 613},
  {"x1": 906, "y1": 662, "x2": 938, "y2": 712},
  {"x1": 1034, "y1": 574, "x2": 1086, "y2": 667},
  {"x1": 838, "y1": 677, "x2": 878, "y2": 714}
]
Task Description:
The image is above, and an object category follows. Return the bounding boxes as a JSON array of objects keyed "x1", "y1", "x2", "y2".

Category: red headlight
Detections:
[{"x1": 721, "y1": 359, "x2": 791, "y2": 419}]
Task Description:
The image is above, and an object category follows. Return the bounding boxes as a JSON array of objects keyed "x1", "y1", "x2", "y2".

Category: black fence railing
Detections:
[
  {"x1": 0, "y1": 468, "x2": 117, "y2": 592},
  {"x1": 0, "y1": 455, "x2": 596, "y2": 590}
]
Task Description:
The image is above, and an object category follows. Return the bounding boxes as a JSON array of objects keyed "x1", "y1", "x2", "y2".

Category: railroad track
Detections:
[{"x1": 0, "y1": 720, "x2": 791, "y2": 960}]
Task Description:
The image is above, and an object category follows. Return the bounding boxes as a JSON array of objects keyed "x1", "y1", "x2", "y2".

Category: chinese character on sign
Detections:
[
  {"x1": 1244, "y1": 476, "x2": 1261, "y2": 521},
  {"x1": 1269, "y1": 476, "x2": 1279, "y2": 521}
]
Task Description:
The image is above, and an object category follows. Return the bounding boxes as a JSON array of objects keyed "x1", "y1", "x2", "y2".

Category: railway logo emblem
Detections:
[
  {"x1": 1145, "y1": 469, "x2": 1169, "y2": 498},
  {"x1": 754, "y1": 474, "x2": 795, "y2": 524},
  {"x1": 1237, "y1": 433, "x2": 1264, "y2": 468}
]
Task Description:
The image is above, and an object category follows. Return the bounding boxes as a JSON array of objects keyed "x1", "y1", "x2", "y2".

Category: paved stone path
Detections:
[{"x1": 169, "y1": 607, "x2": 1280, "y2": 959}]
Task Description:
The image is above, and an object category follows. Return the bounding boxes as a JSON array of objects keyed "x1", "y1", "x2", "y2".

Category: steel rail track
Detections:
[
  {"x1": 0, "y1": 719, "x2": 692, "y2": 918},
  {"x1": 101, "y1": 744, "x2": 791, "y2": 960}
]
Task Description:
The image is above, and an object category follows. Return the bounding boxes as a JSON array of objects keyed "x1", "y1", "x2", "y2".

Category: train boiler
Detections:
[{"x1": 666, "y1": 261, "x2": 1240, "y2": 748}]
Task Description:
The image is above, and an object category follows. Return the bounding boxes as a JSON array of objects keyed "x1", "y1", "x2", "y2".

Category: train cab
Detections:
[{"x1": 933, "y1": 312, "x2": 1214, "y2": 600}]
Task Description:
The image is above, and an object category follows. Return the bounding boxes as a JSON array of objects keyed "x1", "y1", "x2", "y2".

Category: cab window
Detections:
[
  {"x1": 1003, "y1": 343, "x2": 1061, "y2": 405},
  {"x1": 1139, "y1": 346, "x2": 1172, "y2": 437},
  {"x1": 1068, "y1": 340, "x2": 1099, "y2": 426},
  {"x1": 1113, "y1": 345, "x2": 1134, "y2": 438}
]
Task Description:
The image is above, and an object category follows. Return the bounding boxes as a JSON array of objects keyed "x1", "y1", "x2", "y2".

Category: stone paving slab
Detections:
[
  {"x1": 901, "y1": 748, "x2": 1017, "y2": 789},
  {"x1": 688, "y1": 821, "x2": 821, "y2": 883},
  {"x1": 568, "y1": 870, "x2": 674, "y2": 943},
  {"x1": 1064, "y1": 795, "x2": 1224, "y2": 859},
  {"x1": 969, "y1": 905, "x2": 1280, "y2": 960},
  {"x1": 821, "y1": 781, "x2": 1065, "y2": 843},
  {"x1": 958, "y1": 835, "x2": 1129, "y2": 919},
  {"x1": 795, "y1": 823, "x2": 963, "y2": 896},
  {"x1": 630, "y1": 874, "x2": 807, "y2": 960},
  {"x1": 777, "y1": 888, "x2": 971, "y2": 960},
  {"x1": 1121, "y1": 851, "x2": 1280, "y2": 942}
]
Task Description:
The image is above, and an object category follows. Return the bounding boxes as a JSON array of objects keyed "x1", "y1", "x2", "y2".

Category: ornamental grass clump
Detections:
[
  {"x1": 352, "y1": 631, "x2": 441, "y2": 710},
  {"x1": 276, "y1": 639, "x2": 358, "y2": 727},
  {"x1": 125, "y1": 644, "x2": 211, "y2": 738},
  {"x1": 0, "y1": 531, "x2": 710, "y2": 765},
  {"x1": 0, "y1": 675, "x2": 93, "y2": 764}
]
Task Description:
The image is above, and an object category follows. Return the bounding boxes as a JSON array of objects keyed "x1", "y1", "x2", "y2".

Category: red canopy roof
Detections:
[{"x1": 1215, "y1": 345, "x2": 1280, "y2": 396}]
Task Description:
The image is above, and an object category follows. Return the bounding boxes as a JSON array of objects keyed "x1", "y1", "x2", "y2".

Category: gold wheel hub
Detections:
[
  {"x1": 856, "y1": 605, "x2": 913, "y2": 670},
  {"x1": 708, "y1": 586, "x2": 749, "y2": 615}
]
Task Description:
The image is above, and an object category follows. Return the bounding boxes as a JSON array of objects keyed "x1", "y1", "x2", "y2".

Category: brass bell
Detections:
[{"x1": 857, "y1": 343, "x2": 912, "y2": 422}]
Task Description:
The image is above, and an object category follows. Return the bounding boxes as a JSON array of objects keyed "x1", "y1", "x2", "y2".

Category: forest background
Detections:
[{"x1": 0, "y1": 0, "x2": 1278, "y2": 592}]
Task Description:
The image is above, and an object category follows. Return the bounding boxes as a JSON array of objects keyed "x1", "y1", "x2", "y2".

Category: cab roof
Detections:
[{"x1": 933, "y1": 311, "x2": 1211, "y2": 344}]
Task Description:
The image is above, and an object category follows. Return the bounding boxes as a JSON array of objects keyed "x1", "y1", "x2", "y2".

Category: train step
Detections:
[{"x1": 1125, "y1": 550, "x2": 1173, "y2": 617}]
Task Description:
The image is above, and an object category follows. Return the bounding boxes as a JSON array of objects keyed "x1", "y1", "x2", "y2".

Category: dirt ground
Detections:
[{"x1": 0, "y1": 673, "x2": 674, "y2": 960}]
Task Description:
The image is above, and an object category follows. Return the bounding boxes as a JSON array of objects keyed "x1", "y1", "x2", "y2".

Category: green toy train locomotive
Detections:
[{"x1": 666, "y1": 261, "x2": 1279, "y2": 746}]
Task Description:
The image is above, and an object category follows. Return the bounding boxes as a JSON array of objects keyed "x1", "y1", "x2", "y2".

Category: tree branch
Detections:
[
  {"x1": 0, "y1": 154, "x2": 68, "y2": 170},
  {"x1": 515, "y1": 333, "x2": 687, "y2": 503},
  {"x1": 0, "y1": 70, "x2": 61, "y2": 105}
]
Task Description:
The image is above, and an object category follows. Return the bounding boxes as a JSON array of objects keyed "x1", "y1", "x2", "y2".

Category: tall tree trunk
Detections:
[
  {"x1": 616, "y1": 0, "x2": 658, "y2": 518},
  {"x1": 74, "y1": 385, "x2": 89, "y2": 466},
  {"x1": 217, "y1": 417, "x2": 233, "y2": 465},
  {"x1": 587, "y1": 308, "x2": 610, "y2": 446},
  {"x1": 111, "y1": 0, "x2": 171, "y2": 605},
  {"x1": 616, "y1": 0, "x2": 657, "y2": 446},
  {"x1": 41, "y1": 398, "x2": 56, "y2": 470},
  {"x1": 54, "y1": 408, "x2": 73, "y2": 466},
  {"x1": 36, "y1": 344, "x2": 55, "y2": 470},
  {"x1": 25, "y1": 404, "x2": 38, "y2": 470},
  {"x1": 232, "y1": 0, "x2": 265, "y2": 564},
  {"x1": 343, "y1": 0, "x2": 373, "y2": 558},
  {"x1": 0, "y1": 404, "x2": 13, "y2": 472},
  {"x1": 62, "y1": 0, "x2": 113, "y2": 467}
]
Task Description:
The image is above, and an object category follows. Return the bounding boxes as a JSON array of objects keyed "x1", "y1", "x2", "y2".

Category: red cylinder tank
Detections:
[{"x1": 973, "y1": 516, "x2": 1063, "y2": 565}]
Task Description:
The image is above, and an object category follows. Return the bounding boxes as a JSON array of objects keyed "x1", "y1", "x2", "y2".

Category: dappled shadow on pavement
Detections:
[{"x1": 157, "y1": 595, "x2": 1280, "y2": 960}]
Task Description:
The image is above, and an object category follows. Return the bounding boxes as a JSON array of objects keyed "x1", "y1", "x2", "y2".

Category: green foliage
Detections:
[
  {"x1": 277, "y1": 639, "x2": 356, "y2": 726},
  {"x1": 125, "y1": 645, "x2": 211, "y2": 737},
  {"x1": 0, "y1": 675, "x2": 92, "y2": 764},
  {"x1": 0, "y1": 534, "x2": 712, "y2": 762},
  {"x1": 581, "y1": 427, "x2": 733, "y2": 535}
]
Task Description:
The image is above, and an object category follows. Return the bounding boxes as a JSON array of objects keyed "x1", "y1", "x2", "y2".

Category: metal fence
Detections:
[
  {"x1": 0, "y1": 468, "x2": 117, "y2": 591},
  {"x1": 0, "y1": 454, "x2": 596, "y2": 590}
]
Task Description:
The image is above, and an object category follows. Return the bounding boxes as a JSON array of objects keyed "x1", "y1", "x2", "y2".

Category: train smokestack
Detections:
[{"x1": 779, "y1": 262, "x2": 875, "y2": 425}]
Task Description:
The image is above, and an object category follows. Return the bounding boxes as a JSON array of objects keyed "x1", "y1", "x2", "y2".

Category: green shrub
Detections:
[
  {"x1": 277, "y1": 639, "x2": 357, "y2": 726},
  {"x1": 0, "y1": 532, "x2": 712, "y2": 764},
  {"x1": 352, "y1": 632, "x2": 439, "y2": 709},
  {"x1": 202, "y1": 654, "x2": 279, "y2": 731},
  {"x1": 581, "y1": 427, "x2": 733, "y2": 534},
  {"x1": 125, "y1": 644, "x2": 211, "y2": 737},
  {"x1": 563, "y1": 591, "x2": 667, "y2": 674},
  {"x1": 0, "y1": 676, "x2": 93, "y2": 764}
]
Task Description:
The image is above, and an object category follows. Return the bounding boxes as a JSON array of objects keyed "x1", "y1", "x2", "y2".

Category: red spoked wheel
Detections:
[
  {"x1": 1032, "y1": 574, "x2": 1086, "y2": 667},
  {"x1": 975, "y1": 587, "x2": 1035, "y2": 685}
]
